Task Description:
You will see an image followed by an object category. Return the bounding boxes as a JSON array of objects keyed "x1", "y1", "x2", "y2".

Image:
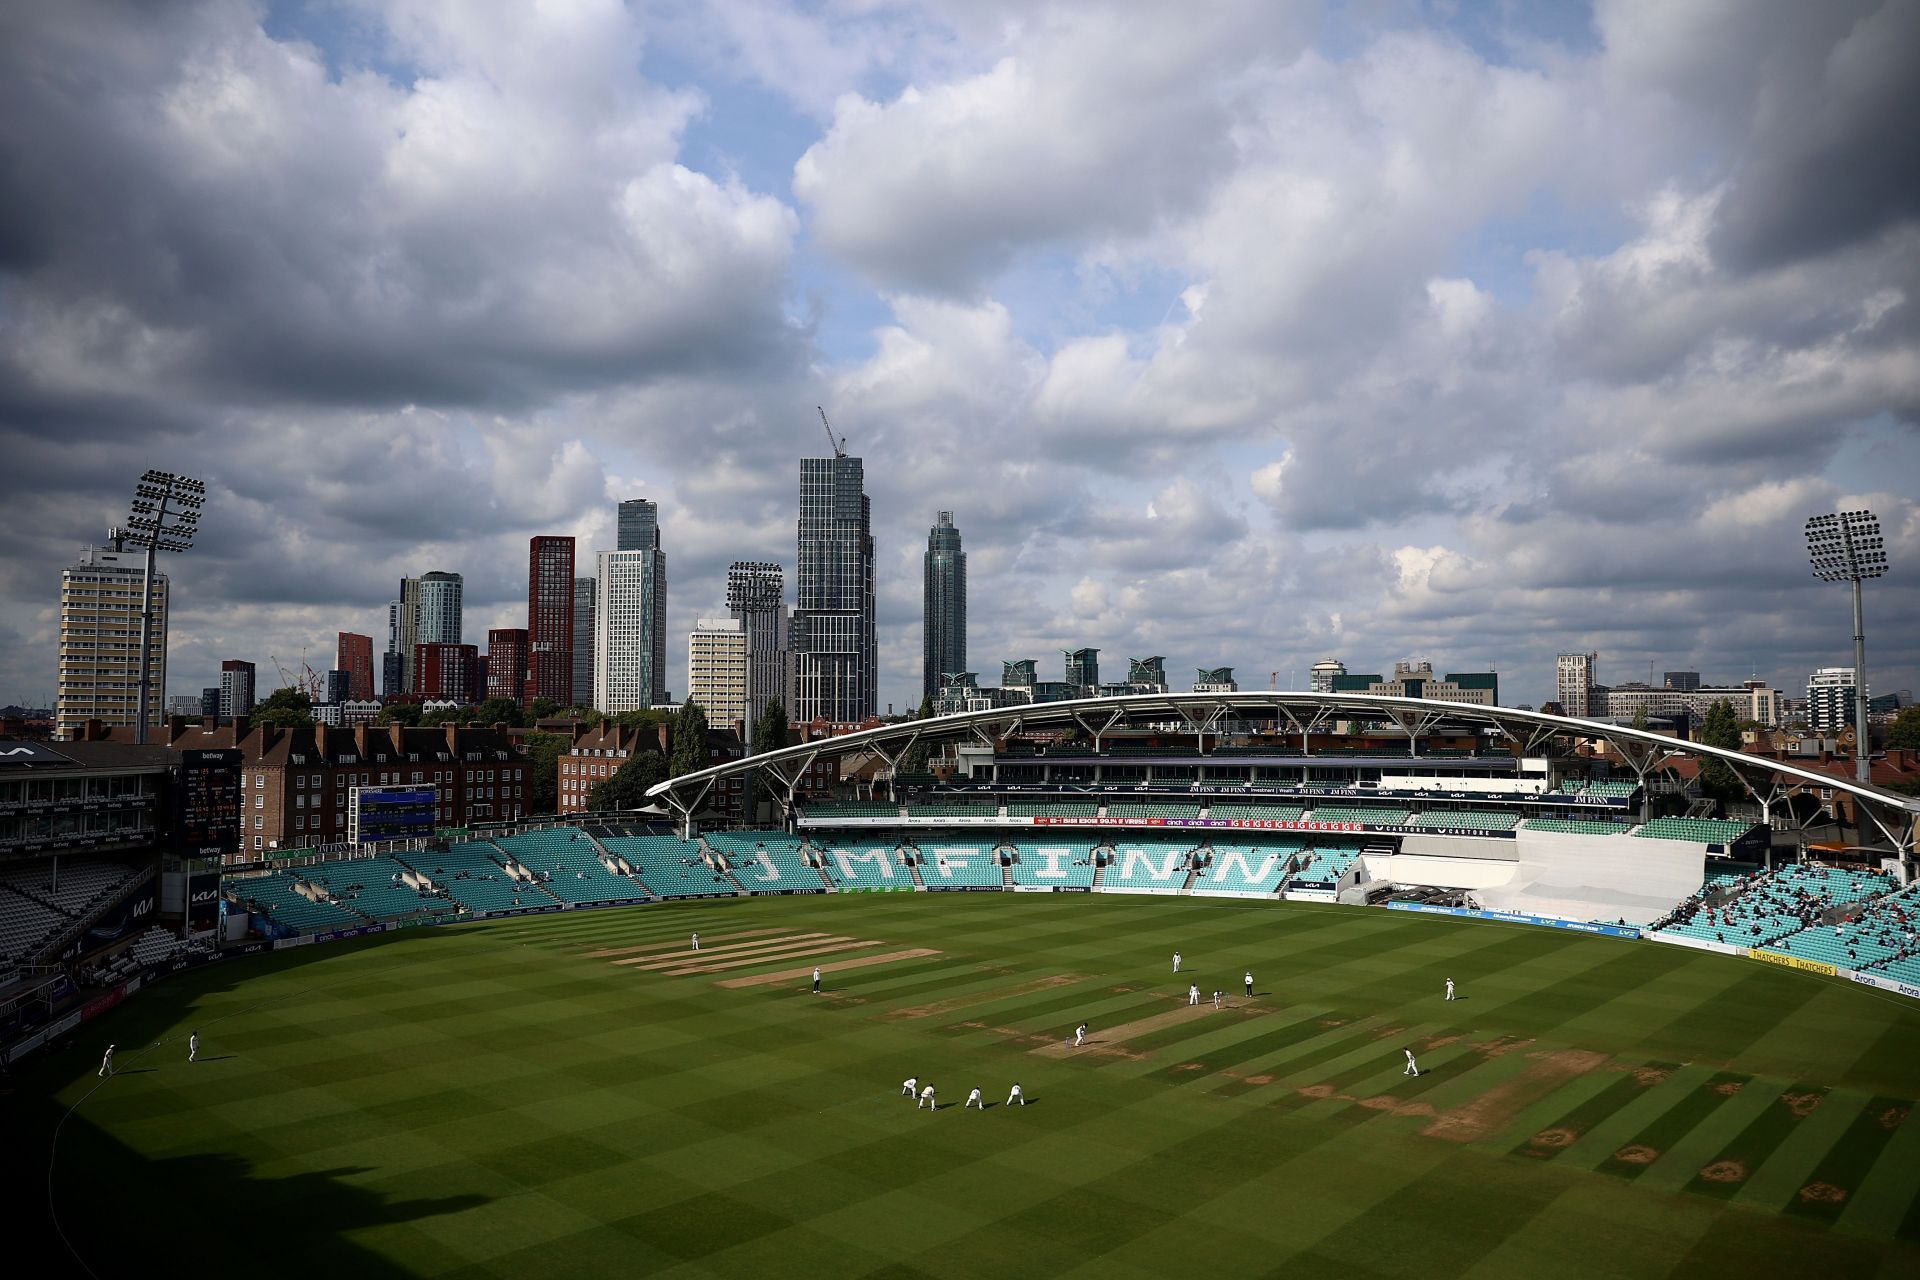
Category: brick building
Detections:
[
  {"x1": 557, "y1": 722, "x2": 770, "y2": 816},
  {"x1": 527, "y1": 535, "x2": 576, "y2": 706},
  {"x1": 487, "y1": 628, "x2": 529, "y2": 704},
  {"x1": 85, "y1": 717, "x2": 532, "y2": 859},
  {"x1": 414, "y1": 642, "x2": 482, "y2": 702},
  {"x1": 336, "y1": 631, "x2": 376, "y2": 701}
]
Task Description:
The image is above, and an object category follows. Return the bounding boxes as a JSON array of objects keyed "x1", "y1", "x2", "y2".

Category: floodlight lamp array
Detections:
[
  {"x1": 1805, "y1": 510, "x2": 1887, "y2": 583},
  {"x1": 123, "y1": 470, "x2": 207, "y2": 553}
]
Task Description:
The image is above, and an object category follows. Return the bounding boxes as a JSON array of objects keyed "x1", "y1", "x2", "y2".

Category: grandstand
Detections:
[
  {"x1": 905, "y1": 800, "x2": 1001, "y2": 820},
  {"x1": 1104, "y1": 802, "x2": 1202, "y2": 820},
  {"x1": 1207, "y1": 802, "x2": 1307, "y2": 822},
  {"x1": 814, "y1": 839, "x2": 915, "y2": 890},
  {"x1": 300, "y1": 856, "x2": 453, "y2": 922},
  {"x1": 501, "y1": 829, "x2": 652, "y2": 904},
  {"x1": 1648, "y1": 864, "x2": 1898, "y2": 949},
  {"x1": 1004, "y1": 800, "x2": 1099, "y2": 819},
  {"x1": 597, "y1": 834, "x2": 732, "y2": 899},
  {"x1": 1522, "y1": 817, "x2": 1633, "y2": 835},
  {"x1": 228, "y1": 870, "x2": 364, "y2": 932},
  {"x1": 1407, "y1": 810, "x2": 1520, "y2": 832},
  {"x1": 1192, "y1": 844, "x2": 1298, "y2": 895},
  {"x1": 703, "y1": 831, "x2": 826, "y2": 894},
  {"x1": 1005, "y1": 840, "x2": 1099, "y2": 889},
  {"x1": 419, "y1": 840, "x2": 543, "y2": 914},
  {"x1": 802, "y1": 800, "x2": 900, "y2": 820},
  {"x1": 1284, "y1": 844, "x2": 1362, "y2": 890},
  {"x1": 1633, "y1": 816, "x2": 1753, "y2": 845},
  {"x1": 916, "y1": 840, "x2": 1004, "y2": 889},
  {"x1": 1103, "y1": 838, "x2": 1198, "y2": 891},
  {"x1": 1306, "y1": 805, "x2": 1412, "y2": 826}
]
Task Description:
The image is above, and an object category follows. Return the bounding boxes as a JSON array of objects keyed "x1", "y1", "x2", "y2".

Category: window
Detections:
[
  {"x1": 254, "y1": 774, "x2": 264, "y2": 789},
  {"x1": 254, "y1": 836, "x2": 263, "y2": 850},
  {"x1": 253, "y1": 816, "x2": 262, "y2": 830},
  {"x1": 254, "y1": 795, "x2": 264, "y2": 809}
]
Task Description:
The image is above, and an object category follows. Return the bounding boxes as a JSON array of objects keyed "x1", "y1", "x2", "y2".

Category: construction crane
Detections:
[
  {"x1": 817, "y1": 405, "x2": 847, "y2": 459},
  {"x1": 270, "y1": 650, "x2": 327, "y2": 702}
]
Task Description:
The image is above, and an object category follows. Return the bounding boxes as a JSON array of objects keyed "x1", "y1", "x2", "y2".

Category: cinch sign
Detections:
[{"x1": 1032, "y1": 817, "x2": 1363, "y2": 833}]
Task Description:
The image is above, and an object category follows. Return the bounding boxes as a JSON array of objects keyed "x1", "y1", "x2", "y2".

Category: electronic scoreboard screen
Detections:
[
  {"x1": 172, "y1": 748, "x2": 242, "y2": 858},
  {"x1": 349, "y1": 785, "x2": 438, "y2": 844}
]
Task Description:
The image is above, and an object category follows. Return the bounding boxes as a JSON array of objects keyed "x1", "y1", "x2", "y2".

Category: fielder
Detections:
[
  {"x1": 1403, "y1": 1048, "x2": 1419, "y2": 1076},
  {"x1": 99, "y1": 1044, "x2": 115, "y2": 1078},
  {"x1": 1212, "y1": 990, "x2": 1222, "y2": 1010},
  {"x1": 188, "y1": 1031, "x2": 198, "y2": 1063},
  {"x1": 1173, "y1": 951, "x2": 1182, "y2": 974},
  {"x1": 812, "y1": 967, "x2": 822, "y2": 995},
  {"x1": 691, "y1": 932, "x2": 701, "y2": 951},
  {"x1": 1188, "y1": 984, "x2": 1200, "y2": 1006},
  {"x1": 902, "y1": 1076, "x2": 918, "y2": 1098},
  {"x1": 918, "y1": 1084, "x2": 937, "y2": 1111},
  {"x1": 965, "y1": 1087, "x2": 985, "y2": 1110},
  {"x1": 1444, "y1": 978, "x2": 1455, "y2": 1001},
  {"x1": 1244, "y1": 970, "x2": 1254, "y2": 998},
  {"x1": 1074, "y1": 1021, "x2": 1088, "y2": 1048},
  {"x1": 1007, "y1": 1082, "x2": 1025, "y2": 1106}
]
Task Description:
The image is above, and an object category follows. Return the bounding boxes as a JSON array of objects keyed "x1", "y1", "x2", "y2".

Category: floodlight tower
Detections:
[
  {"x1": 123, "y1": 471, "x2": 206, "y2": 744},
  {"x1": 1805, "y1": 510, "x2": 1887, "y2": 785}
]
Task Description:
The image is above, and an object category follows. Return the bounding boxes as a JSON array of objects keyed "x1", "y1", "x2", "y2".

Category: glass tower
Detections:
[
  {"x1": 790, "y1": 455, "x2": 875, "y2": 724},
  {"x1": 923, "y1": 511, "x2": 966, "y2": 702},
  {"x1": 617, "y1": 499, "x2": 661, "y2": 552}
]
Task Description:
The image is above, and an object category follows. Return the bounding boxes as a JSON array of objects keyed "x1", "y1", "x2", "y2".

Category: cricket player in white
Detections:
[
  {"x1": 1444, "y1": 978, "x2": 1455, "y2": 1001},
  {"x1": 1403, "y1": 1048, "x2": 1419, "y2": 1076},
  {"x1": 902, "y1": 1076, "x2": 918, "y2": 1097},
  {"x1": 189, "y1": 1031, "x2": 198, "y2": 1063},
  {"x1": 1213, "y1": 990, "x2": 1222, "y2": 1010},
  {"x1": 1007, "y1": 1083, "x2": 1025, "y2": 1106},
  {"x1": 1074, "y1": 1021, "x2": 1088, "y2": 1047},
  {"x1": 965, "y1": 1087, "x2": 985, "y2": 1110},
  {"x1": 99, "y1": 1044, "x2": 115, "y2": 1077},
  {"x1": 918, "y1": 1084, "x2": 937, "y2": 1111},
  {"x1": 812, "y1": 966, "x2": 822, "y2": 995},
  {"x1": 1173, "y1": 951, "x2": 1182, "y2": 973},
  {"x1": 1244, "y1": 970, "x2": 1253, "y2": 998},
  {"x1": 691, "y1": 932, "x2": 700, "y2": 951},
  {"x1": 1188, "y1": 984, "x2": 1200, "y2": 1006}
]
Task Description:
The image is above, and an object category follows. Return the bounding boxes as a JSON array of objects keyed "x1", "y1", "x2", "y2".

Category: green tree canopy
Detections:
[
  {"x1": 1629, "y1": 705, "x2": 1648, "y2": 732},
  {"x1": 899, "y1": 694, "x2": 935, "y2": 777},
  {"x1": 743, "y1": 698, "x2": 791, "y2": 820},
  {"x1": 376, "y1": 700, "x2": 422, "y2": 726},
  {"x1": 251, "y1": 686, "x2": 316, "y2": 728},
  {"x1": 589, "y1": 750, "x2": 669, "y2": 811},
  {"x1": 670, "y1": 700, "x2": 709, "y2": 778},
  {"x1": 1696, "y1": 698, "x2": 1744, "y2": 806},
  {"x1": 1888, "y1": 705, "x2": 1920, "y2": 752},
  {"x1": 469, "y1": 696, "x2": 528, "y2": 727},
  {"x1": 520, "y1": 730, "x2": 569, "y2": 815}
]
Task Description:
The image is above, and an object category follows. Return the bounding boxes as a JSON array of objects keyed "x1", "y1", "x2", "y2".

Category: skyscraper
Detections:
[
  {"x1": 689, "y1": 618, "x2": 748, "y2": 727},
  {"x1": 595, "y1": 548, "x2": 667, "y2": 713},
  {"x1": 526, "y1": 536, "x2": 575, "y2": 706},
  {"x1": 56, "y1": 536, "x2": 168, "y2": 740},
  {"x1": 487, "y1": 628, "x2": 529, "y2": 704},
  {"x1": 389, "y1": 571, "x2": 463, "y2": 692},
  {"x1": 336, "y1": 631, "x2": 375, "y2": 701},
  {"x1": 727, "y1": 561, "x2": 787, "y2": 733},
  {"x1": 1063, "y1": 648, "x2": 1100, "y2": 694},
  {"x1": 790, "y1": 454, "x2": 875, "y2": 724},
  {"x1": 617, "y1": 498, "x2": 661, "y2": 552},
  {"x1": 219, "y1": 659, "x2": 256, "y2": 720},
  {"x1": 572, "y1": 577, "x2": 595, "y2": 709},
  {"x1": 1556, "y1": 652, "x2": 1598, "y2": 717},
  {"x1": 1808, "y1": 667, "x2": 1861, "y2": 735},
  {"x1": 923, "y1": 511, "x2": 966, "y2": 702}
]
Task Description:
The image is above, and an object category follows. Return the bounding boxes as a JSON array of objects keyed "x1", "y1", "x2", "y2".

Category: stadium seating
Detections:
[
  {"x1": 802, "y1": 801, "x2": 901, "y2": 819},
  {"x1": 815, "y1": 840, "x2": 915, "y2": 890},
  {"x1": 1634, "y1": 817, "x2": 1753, "y2": 845},
  {"x1": 906, "y1": 801, "x2": 1000, "y2": 819},
  {"x1": 0, "y1": 886, "x2": 70, "y2": 964},
  {"x1": 1583, "y1": 781, "x2": 1639, "y2": 798},
  {"x1": 1284, "y1": 844, "x2": 1362, "y2": 889},
  {"x1": 704, "y1": 832, "x2": 825, "y2": 893},
  {"x1": 1104, "y1": 802, "x2": 1202, "y2": 820},
  {"x1": 1102, "y1": 839, "x2": 1197, "y2": 890},
  {"x1": 1191, "y1": 844, "x2": 1301, "y2": 895},
  {"x1": 1004, "y1": 801, "x2": 1099, "y2": 818},
  {"x1": 502, "y1": 830, "x2": 655, "y2": 903},
  {"x1": 1408, "y1": 810, "x2": 1520, "y2": 832},
  {"x1": 1, "y1": 858, "x2": 143, "y2": 920},
  {"x1": 599, "y1": 835, "x2": 733, "y2": 899},
  {"x1": 301, "y1": 857, "x2": 454, "y2": 922},
  {"x1": 1006, "y1": 841, "x2": 1098, "y2": 888},
  {"x1": 916, "y1": 841, "x2": 1004, "y2": 889},
  {"x1": 1522, "y1": 818, "x2": 1635, "y2": 835},
  {"x1": 1650, "y1": 864, "x2": 1898, "y2": 949},
  {"x1": 417, "y1": 841, "x2": 535, "y2": 914},
  {"x1": 1207, "y1": 803, "x2": 1307, "y2": 822},
  {"x1": 1306, "y1": 806, "x2": 1412, "y2": 826},
  {"x1": 229, "y1": 871, "x2": 365, "y2": 932}
]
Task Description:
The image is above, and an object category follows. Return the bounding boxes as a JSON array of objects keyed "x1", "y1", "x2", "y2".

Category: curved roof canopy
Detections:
[{"x1": 647, "y1": 692, "x2": 1920, "y2": 852}]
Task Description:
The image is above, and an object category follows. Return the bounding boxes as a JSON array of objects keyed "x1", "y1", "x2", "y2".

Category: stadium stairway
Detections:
[
  {"x1": 998, "y1": 849, "x2": 1015, "y2": 889},
  {"x1": 907, "y1": 854, "x2": 927, "y2": 891}
]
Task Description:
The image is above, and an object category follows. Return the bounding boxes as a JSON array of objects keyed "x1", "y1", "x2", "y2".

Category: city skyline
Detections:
[{"x1": 3, "y1": 3, "x2": 1917, "y2": 718}]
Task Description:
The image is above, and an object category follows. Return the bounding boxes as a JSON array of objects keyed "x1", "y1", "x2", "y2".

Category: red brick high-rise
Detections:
[
  {"x1": 414, "y1": 642, "x2": 481, "y2": 702},
  {"x1": 336, "y1": 631, "x2": 375, "y2": 701},
  {"x1": 526, "y1": 535, "x2": 575, "y2": 706},
  {"x1": 487, "y1": 628, "x2": 529, "y2": 704}
]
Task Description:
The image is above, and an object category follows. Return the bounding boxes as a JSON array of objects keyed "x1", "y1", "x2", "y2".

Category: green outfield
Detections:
[{"x1": 12, "y1": 894, "x2": 1920, "y2": 1278}]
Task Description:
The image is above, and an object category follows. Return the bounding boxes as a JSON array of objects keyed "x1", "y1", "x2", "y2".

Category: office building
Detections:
[
  {"x1": 617, "y1": 499, "x2": 661, "y2": 552},
  {"x1": 689, "y1": 618, "x2": 749, "y2": 727},
  {"x1": 324, "y1": 669, "x2": 351, "y2": 706},
  {"x1": 1808, "y1": 667, "x2": 1861, "y2": 735},
  {"x1": 923, "y1": 511, "x2": 966, "y2": 701},
  {"x1": 1194, "y1": 667, "x2": 1239, "y2": 694},
  {"x1": 1063, "y1": 648, "x2": 1100, "y2": 694},
  {"x1": 388, "y1": 571, "x2": 462, "y2": 693},
  {"x1": 790, "y1": 455, "x2": 875, "y2": 724},
  {"x1": 1309, "y1": 659, "x2": 1347, "y2": 693},
  {"x1": 200, "y1": 687, "x2": 219, "y2": 719},
  {"x1": 1557, "y1": 652, "x2": 1599, "y2": 718},
  {"x1": 487, "y1": 629, "x2": 529, "y2": 704},
  {"x1": 55, "y1": 536, "x2": 168, "y2": 740},
  {"x1": 219, "y1": 660, "x2": 257, "y2": 720},
  {"x1": 166, "y1": 694, "x2": 202, "y2": 717},
  {"x1": 595, "y1": 548, "x2": 668, "y2": 714},
  {"x1": 1329, "y1": 661, "x2": 1499, "y2": 706},
  {"x1": 526, "y1": 536, "x2": 575, "y2": 706},
  {"x1": 336, "y1": 631, "x2": 375, "y2": 701},
  {"x1": 1664, "y1": 671, "x2": 1702, "y2": 693},
  {"x1": 1602, "y1": 678, "x2": 1780, "y2": 728},
  {"x1": 727, "y1": 562, "x2": 787, "y2": 732},
  {"x1": 572, "y1": 577, "x2": 595, "y2": 710}
]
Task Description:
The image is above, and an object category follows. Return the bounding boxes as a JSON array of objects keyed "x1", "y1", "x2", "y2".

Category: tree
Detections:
[
  {"x1": 589, "y1": 749, "x2": 669, "y2": 810},
  {"x1": 1629, "y1": 705, "x2": 1648, "y2": 732},
  {"x1": 528, "y1": 697, "x2": 559, "y2": 720},
  {"x1": 251, "y1": 687, "x2": 315, "y2": 728},
  {"x1": 1888, "y1": 705, "x2": 1920, "y2": 752},
  {"x1": 376, "y1": 701, "x2": 422, "y2": 726},
  {"x1": 470, "y1": 696, "x2": 527, "y2": 728},
  {"x1": 900, "y1": 694, "x2": 935, "y2": 776},
  {"x1": 1696, "y1": 698, "x2": 1744, "y2": 807},
  {"x1": 419, "y1": 704, "x2": 466, "y2": 726},
  {"x1": 744, "y1": 698, "x2": 791, "y2": 819},
  {"x1": 521, "y1": 731, "x2": 569, "y2": 815},
  {"x1": 670, "y1": 700, "x2": 709, "y2": 778}
]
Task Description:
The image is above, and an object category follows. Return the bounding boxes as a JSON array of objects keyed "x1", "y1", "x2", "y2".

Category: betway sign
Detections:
[{"x1": 1032, "y1": 816, "x2": 1363, "y2": 833}]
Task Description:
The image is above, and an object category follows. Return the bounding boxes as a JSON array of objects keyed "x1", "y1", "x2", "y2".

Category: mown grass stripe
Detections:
[
  {"x1": 1595, "y1": 1070, "x2": 1750, "y2": 1179},
  {"x1": 1684, "y1": 1083, "x2": 1831, "y2": 1199},
  {"x1": 1783, "y1": 1094, "x2": 1910, "y2": 1223},
  {"x1": 1510, "y1": 1062, "x2": 1679, "y2": 1160}
]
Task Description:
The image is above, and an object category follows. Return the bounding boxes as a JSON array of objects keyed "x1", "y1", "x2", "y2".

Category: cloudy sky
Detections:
[{"x1": 3, "y1": 0, "x2": 1917, "y2": 716}]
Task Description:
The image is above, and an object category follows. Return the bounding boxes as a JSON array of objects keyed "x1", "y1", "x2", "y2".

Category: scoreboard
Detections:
[
  {"x1": 349, "y1": 785, "x2": 438, "y2": 845},
  {"x1": 171, "y1": 748, "x2": 242, "y2": 858}
]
